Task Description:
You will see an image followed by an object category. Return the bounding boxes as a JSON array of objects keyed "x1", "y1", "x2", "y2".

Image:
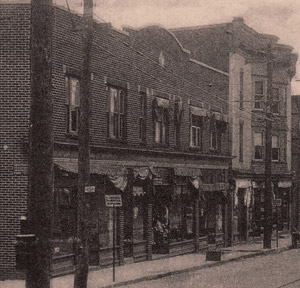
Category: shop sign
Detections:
[
  {"x1": 84, "y1": 186, "x2": 96, "y2": 193},
  {"x1": 153, "y1": 168, "x2": 171, "y2": 185},
  {"x1": 105, "y1": 195, "x2": 122, "y2": 207},
  {"x1": 272, "y1": 199, "x2": 282, "y2": 207}
]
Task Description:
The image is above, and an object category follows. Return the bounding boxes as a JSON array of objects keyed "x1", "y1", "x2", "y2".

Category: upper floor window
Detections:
[
  {"x1": 272, "y1": 135, "x2": 280, "y2": 161},
  {"x1": 254, "y1": 132, "x2": 264, "y2": 160},
  {"x1": 254, "y1": 81, "x2": 265, "y2": 110},
  {"x1": 240, "y1": 69, "x2": 244, "y2": 109},
  {"x1": 139, "y1": 92, "x2": 147, "y2": 143},
  {"x1": 272, "y1": 88, "x2": 280, "y2": 115},
  {"x1": 108, "y1": 86, "x2": 126, "y2": 140},
  {"x1": 190, "y1": 106, "x2": 205, "y2": 149},
  {"x1": 66, "y1": 75, "x2": 80, "y2": 134},
  {"x1": 239, "y1": 121, "x2": 244, "y2": 162},
  {"x1": 174, "y1": 99, "x2": 183, "y2": 147},
  {"x1": 153, "y1": 97, "x2": 169, "y2": 145}
]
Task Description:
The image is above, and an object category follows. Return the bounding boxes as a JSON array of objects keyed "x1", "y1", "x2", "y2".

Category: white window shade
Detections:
[
  {"x1": 190, "y1": 106, "x2": 207, "y2": 117},
  {"x1": 156, "y1": 97, "x2": 169, "y2": 108}
]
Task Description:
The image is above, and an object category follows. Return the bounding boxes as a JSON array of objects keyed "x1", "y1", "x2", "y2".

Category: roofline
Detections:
[
  {"x1": 124, "y1": 24, "x2": 191, "y2": 55},
  {"x1": 190, "y1": 58, "x2": 229, "y2": 76}
]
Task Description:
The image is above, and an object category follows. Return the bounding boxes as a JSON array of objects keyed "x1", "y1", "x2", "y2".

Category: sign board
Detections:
[
  {"x1": 272, "y1": 199, "x2": 282, "y2": 207},
  {"x1": 105, "y1": 195, "x2": 122, "y2": 207},
  {"x1": 84, "y1": 186, "x2": 96, "y2": 193}
]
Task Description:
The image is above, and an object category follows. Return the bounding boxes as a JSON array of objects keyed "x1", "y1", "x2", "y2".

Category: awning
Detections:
[
  {"x1": 190, "y1": 106, "x2": 207, "y2": 117},
  {"x1": 278, "y1": 181, "x2": 292, "y2": 188},
  {"x1": 133, "y1": 167, "x2": 153, "y2": 180},
  {"x1": 174, "y1": 167, "x2": 202, "y2": 177},
  {"x1": 210, "y1": 112, "x2": 229, "y2": 123},
  {"x1": 235, "y1": 179, "x2": 252, "y2": 189},
  {"x1": 156, "y1": 97, "x2": 170, "y2": 108},
  {"x1": 54, "y1": 158, "x2": 127, "y2": 176}
]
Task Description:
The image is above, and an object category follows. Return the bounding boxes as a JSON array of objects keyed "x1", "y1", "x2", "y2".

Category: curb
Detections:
[{"x1": 100, "y1": 245, "x2": 292, "y2": 288}]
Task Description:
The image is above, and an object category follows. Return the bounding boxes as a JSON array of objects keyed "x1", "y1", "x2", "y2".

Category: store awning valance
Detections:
[
  {"x1": 133, "y1": 167, "x2": 153, "y2": 180},
  {"x1": 54, "y1": 158, "x2": 127, "y2": 176},
  {"x1": 155, "y1": 97, "x2": 170, "y2": 108},
  {"x1": 235, "y1": 179, "x2": 252, "y2": 189},
  {"x1": 278, "y1": 181, "x2": 292, "y2": 188},
  {"x1": 190, "y1": 106, "x2": 207, "y2": 117},
  {"x1": 210, "y1": 112, "x2": 229, "y2": 123},
  {"x1": 200, "y1": 182, "x2": 229, "y2": 192},
  {"x1": 174, "y1": 167, "x2": 202, "y2": 177}
]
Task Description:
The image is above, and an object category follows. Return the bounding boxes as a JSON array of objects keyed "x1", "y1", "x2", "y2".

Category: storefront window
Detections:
[
  {"x1": 132, "y1": 186, "x2": 146, "y2": 242},
  {"x1": 99, "y1": 204, "x2": 114, "y2": 248},
  {"x1": 169, "y1": 184, "x2": 194, "y2": 242}
]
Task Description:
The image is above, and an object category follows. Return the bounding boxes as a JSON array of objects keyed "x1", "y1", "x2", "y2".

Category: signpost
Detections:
[
  {"x1": 272, "y1": 199, "x2": 282, "y2": 247},
  {"x1": 105, "y1": 195, "x2": 122, "y2": 282}
]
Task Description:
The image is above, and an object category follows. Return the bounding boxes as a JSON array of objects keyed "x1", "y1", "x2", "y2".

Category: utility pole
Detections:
[
  {"x1": 264, "y1": 43, "x2": 273, "y2": 249},
  {"x1": 27, "y1": 0, "x2": 53, "y2": 287},
  {"x1": 74, "y1": 0, "x2": 93, "y2": 287}
]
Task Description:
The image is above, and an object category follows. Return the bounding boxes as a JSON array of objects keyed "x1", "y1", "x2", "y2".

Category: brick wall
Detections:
[{"x1": 0, "y1": 3, "x2": 31, "y2": 279}]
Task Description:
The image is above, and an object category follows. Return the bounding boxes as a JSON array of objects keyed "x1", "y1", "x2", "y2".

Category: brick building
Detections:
[
  {"x1": 0, "y1": 3, "x2": 232, "y2": 279},
  {"x1": 172, "y1": 17, "x2": 297, "y2": 243}
]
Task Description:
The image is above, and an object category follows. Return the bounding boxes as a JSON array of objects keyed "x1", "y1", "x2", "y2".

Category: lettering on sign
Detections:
[
  {"x1": 84, "y1": 186, "x2": 96, "y2": 193},
  {"x1": 105, "y1": 195, "x2": 122, "y2": 207},
  {"x1": 272, "y1": 199, "x2": 282, "y2": 207}
]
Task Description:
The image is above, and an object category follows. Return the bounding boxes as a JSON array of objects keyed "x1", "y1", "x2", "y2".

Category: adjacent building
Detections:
[
  {"x1": 1, "y1": 3, "x2": 232, "y2": 279},
  {"x1": 172, "y1": 17, "x2": 297, "y2": 243}
]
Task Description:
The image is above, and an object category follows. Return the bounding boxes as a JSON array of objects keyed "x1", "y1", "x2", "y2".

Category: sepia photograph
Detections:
[{"x1": 1, "y1": 0, "x2": 300, "y2": 287}]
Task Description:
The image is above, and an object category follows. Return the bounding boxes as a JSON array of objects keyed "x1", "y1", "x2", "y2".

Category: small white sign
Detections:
[
  {"x1": 272, "y1": 199, "x2": 282, "y2": 207},
  {"x1": 84, "y1": 186, "x2": 96, "y2": 193},
  {"x1": 105, "y1": 195, "x2": 122, "y2": 207}
]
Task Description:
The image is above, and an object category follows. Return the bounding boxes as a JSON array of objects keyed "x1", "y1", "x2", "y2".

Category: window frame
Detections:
[
  {"x1": 139, "y1": 92, "x2": 147, "y2": 143},
  {"x1": 239, "y1": 121, "x2": 244, "y2": 162},
  {"x1": 66, "y1": 75, "x2": 80, "y2": 135},
  {"x1": 254, "y1": 132, "x2": 264, "y2": 160},
  {"x1": 240, "y1": 69, "x2": 244, "y2": 110},
  {"x1": 272, "y1": 135, "x2": 280, "y2": 161},
  {"x1": 108, "y1": 86, "x2": 126, "y2": 141},
  {"x1": 254, "y1": 80, "x2": 265, "y2": 111},
  {"x1": 272, "y1": 87, "x2": 280, "y2": 115},
  {"x1": 154, "y1": 106, "x2": 169, "y2": 145},
  {"x1": 190, "y1": 113, "x2": 202, "y2": 149}
]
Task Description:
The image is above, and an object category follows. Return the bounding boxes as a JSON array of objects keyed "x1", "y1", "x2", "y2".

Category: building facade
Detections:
[
  {"x1": 0, "y1": 3, "x2": 232, "y2": 279},
  {"x1": 172, "y1": 17, "x2": 297, "y2": 244}
]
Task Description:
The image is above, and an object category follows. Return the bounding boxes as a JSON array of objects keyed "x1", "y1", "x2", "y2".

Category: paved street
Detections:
[{"x1": 125, "y1": 249, "x2": 300, "y2": 288}]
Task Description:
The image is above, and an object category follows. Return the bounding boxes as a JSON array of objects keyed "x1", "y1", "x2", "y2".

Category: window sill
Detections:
[
  {"x1": 66, "y1": 132, "x2": 78, "y2": 140},
  {"x1": 106, "y1": 137, "x2": 127, "y2": 145}
]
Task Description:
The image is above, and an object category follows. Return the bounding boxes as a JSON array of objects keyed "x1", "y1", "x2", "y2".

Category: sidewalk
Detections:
[{"x1": 1, "y1": 234, "x2": 292, "y2": 288}]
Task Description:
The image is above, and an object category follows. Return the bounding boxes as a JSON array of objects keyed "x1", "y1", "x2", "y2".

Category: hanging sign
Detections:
[
  {"x1": 84, "y1": 186, "x2": 96, "y2": 193},
  {"x1": 105, "y1": 195, "x2": 122, "y2": 207}
]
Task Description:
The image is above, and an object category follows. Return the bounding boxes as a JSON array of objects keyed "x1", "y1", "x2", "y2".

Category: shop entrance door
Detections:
[{"x1": 238, "y1": 188, "x2": 247, "y2": 241}]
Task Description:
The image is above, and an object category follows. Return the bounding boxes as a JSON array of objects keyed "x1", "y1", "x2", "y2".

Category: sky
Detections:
[{"x1": 54, "y1": 0, "x2": 300, "y2": 94}]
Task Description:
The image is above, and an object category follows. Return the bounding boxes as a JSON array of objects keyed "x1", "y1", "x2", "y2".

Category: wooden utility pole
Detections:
[
  {"x1": 264, "y1": 43, "x2": 273, "y2": 249},
  {"x1": 27, "y1": 0, "x2": 53, "y2": 287},
  {"x1": 74, "y1": 0, "x2": 93, "y2": 287}
]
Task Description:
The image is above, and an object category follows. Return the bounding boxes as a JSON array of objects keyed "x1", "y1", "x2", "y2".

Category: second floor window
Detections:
[
  {"x1": 153, "y1": 97, "x2": 169, "y2": 145},
  {"x1": 254, "y1": 132, "x2": 264, "y2": 160},
  {"x1": 239, "y1": 121, "x2": 244, "y2": 162},
  {"x1": 174, "y1": 100, "x2": 183, "y2": 147},
  {"x1": 254, "y1": 81, "x2": 264, "y2": 110},
  {"x1": 272, "y1": 135, "x2": 280, "y2": 161},
  {"x1": 139, "y1": 92, "x2": 147, "y2": 142},
  {"x1": 272, "y1": 88, "x2": 280, "y2": 115},
  {"x1": 240, "y1": 69, "x2": 244, "y2": 109},
  {"x1": 108, "y1": 86, "x2": 126, "y2": 140},
  {"x1": 66, "y1": 76, "x2": 80, "y2": 134},
  {"x1": 190, "y1": 114, "x2": 202, "y2": 148}
]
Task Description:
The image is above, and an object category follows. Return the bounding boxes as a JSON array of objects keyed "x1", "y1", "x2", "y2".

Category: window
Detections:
[
  {"x1": 66, "y1": 76, "x2": 80, "y2": 134},
  {"x1": 254, "y1": 132, "x2": 264, "y2": 160},
  {"x1": 272, "y1": 135, "x2": 280, "y2": 161},
  {"x1": 153, "y1": 97, "x2": 169, "y2": 145},
  {"x1": 239, "y1": 121, "x2": 244, "y2": 162},
  {"x1": 174, "y1": 100, "x2": 183, "y2": 147},
  {"x1": 272, "y1": 88, "x2": 280, "y2": 114},
  {"x1": 108, "y1": 86, "x2": 126, "y2": 140},
  {"x1": 254, "y1": 81, "x2": 265, "y2": 110},
  {"x1": 190, "y1": 114, "x2": 202, "y2": 148},
  {"x1": 240, "y1": 69, "x2": 244, "y2": 109},
  {"x1": 139, "y1": 92, "x2": 147, "y2": 142},
  {"x1": 210, "y1": 121, "x2": 221, "y2": 151}
]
